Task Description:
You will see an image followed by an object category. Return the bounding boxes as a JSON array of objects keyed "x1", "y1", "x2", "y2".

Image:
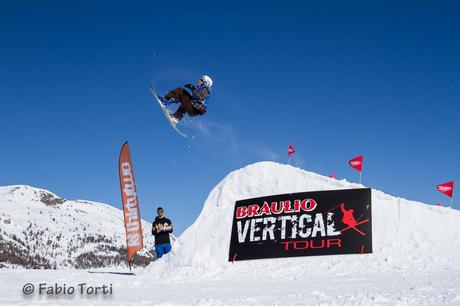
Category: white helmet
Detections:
[{"x1": 201, "y1": 75, "x2": 213, "y2": 88}]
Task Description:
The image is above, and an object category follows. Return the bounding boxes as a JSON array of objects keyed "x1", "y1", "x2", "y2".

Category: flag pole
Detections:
[
  {"x1": 288, "y1": 156, "x2": 291, "y2": 165},
  {"x1": 450, "y1": 194, "x2": 454, "y2": 209},
  {"x1": 359, "y1": 171, "x2": 362, "y2": 184}
]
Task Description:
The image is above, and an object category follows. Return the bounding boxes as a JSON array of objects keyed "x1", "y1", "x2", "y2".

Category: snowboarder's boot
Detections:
[
  {"x1": 170, "y1": 115, "x2": 179, "y2": 125},
  {"x1": 158, "y1": 96, "x2": 176, "y2": 107}
]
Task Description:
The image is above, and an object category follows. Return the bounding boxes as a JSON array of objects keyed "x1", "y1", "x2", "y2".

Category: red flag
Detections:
[
  {"x1": 119, "y1": 142, "x2": 144, "y2": 265},
  {"x1": 329, "y1": 173, "x2": 337, "y2": 179},
  {"x1": 288, "y1": 144, "x2": 295, "y2": 157},
  {"x1": 436, "y1": 181, "x2": 454, "y2": 198},
  {"x1": 349, "y1": 155, "x2": 363, "y2": 172}
]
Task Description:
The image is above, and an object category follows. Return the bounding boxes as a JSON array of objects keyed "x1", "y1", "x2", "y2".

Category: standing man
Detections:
[{"x1": 151, "y1": 207, "x2": 173, "y2": 259}]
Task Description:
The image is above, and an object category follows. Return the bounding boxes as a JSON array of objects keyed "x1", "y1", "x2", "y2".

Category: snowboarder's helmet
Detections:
[{"x1": 201, "y1": 75, "x2": 213, "y2": 88}]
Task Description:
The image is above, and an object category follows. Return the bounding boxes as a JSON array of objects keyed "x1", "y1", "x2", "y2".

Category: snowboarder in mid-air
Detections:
[{"x1": 158, "y1": 75, "x2": 213, "y2": 124}]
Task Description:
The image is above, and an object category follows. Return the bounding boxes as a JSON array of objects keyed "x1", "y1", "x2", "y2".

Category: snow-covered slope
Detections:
[
  {"x1": 1, "y1": 162, "x2": 459, "y2": 305},
  {"x1": 0, "y1": 185, "x2": 155, "y2": 269},
  {"x1": 144, "y1": 161, "x2": 460, "y2": 282}
]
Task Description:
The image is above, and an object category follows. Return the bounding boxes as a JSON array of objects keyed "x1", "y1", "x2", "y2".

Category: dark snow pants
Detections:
[{"x1": 165, "y1": 87, "x2": 202, "y2": 121}]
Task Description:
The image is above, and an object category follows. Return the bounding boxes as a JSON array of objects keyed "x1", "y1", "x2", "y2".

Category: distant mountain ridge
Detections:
[{"x1": 0, "y1": 185, "x2": 156, "y2": 269}]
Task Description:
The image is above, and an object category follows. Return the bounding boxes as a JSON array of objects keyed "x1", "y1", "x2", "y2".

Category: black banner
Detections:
[{"x1": 228, "y1": 188, "x2": 372, "y2": 261}]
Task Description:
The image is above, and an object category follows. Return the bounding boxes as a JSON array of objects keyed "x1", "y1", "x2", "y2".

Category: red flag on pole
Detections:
[
  {"x1": 349, "y1": 156, "x2": 363, "y2": 172},
  {"x1": 119, "y1": 142, "x2": 144, "y2": 269},
  {"x1": 436, "y1": 181, "x2": 454, "y2": 198},
  {"x1": 288, "y1": 144, "x2": 295, "y2": 157}
]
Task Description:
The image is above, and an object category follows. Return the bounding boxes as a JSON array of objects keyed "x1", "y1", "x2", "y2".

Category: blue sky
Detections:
[{"x1": 1, "y1": 1, "x2": 459, "y2": 234}]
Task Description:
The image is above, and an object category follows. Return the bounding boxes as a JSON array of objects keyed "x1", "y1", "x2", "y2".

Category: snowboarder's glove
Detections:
[{"x1": 185, "y1": 84, "x2": 196, "y2": 91}]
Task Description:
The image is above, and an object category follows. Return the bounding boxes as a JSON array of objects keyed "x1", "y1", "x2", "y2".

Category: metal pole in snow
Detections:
[
  {"x1": 450, "y1": 194, "x2": 454, "y2": 209},
  {"x1": 359, "y1": 170, "x2": 362, "y2": 185},
  {"x1": 288, "y1": 156, "x2": 291, "y2": 165}
]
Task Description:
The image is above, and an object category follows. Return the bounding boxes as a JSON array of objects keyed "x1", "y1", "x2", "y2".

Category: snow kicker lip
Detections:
[{"x1": 229, "y1": 188, "x2": 372, "y2": 262}]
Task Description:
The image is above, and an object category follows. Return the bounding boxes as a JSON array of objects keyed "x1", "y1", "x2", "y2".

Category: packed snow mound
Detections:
[{"x1": 143, "y1": 161, "x2": 460, "y2": 281}]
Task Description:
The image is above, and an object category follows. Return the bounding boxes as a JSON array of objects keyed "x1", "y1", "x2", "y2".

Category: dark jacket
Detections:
[
  {"x1": 151, "y1": 217, "x2": 173, "y2": 245},
  {"x1": 185, "y1": 84, "x2": 211, "y2": 114}
]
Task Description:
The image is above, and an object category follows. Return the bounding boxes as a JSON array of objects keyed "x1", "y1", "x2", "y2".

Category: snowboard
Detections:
[{"x1": 149, "y1": 85, "x2": 186, "y2": 138}]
